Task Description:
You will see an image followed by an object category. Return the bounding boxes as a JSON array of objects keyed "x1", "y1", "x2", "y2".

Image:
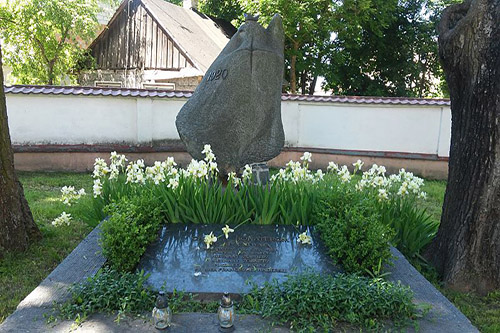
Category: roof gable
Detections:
[{"x1": 90, "y1": 0, "x2": 233, "y2": 72}]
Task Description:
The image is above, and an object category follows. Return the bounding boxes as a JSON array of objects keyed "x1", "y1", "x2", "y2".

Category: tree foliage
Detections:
[
  {"x1": 199, "y1": 0, "x2": 458, "y2": 97},
  {"x1": 0, "y1": 0, "x2": 99, "y2": 85}
]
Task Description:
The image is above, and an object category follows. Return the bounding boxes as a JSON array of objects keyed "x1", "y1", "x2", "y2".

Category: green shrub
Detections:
[
  {"x1": 100, "y1": 193, "x2": 163, "y2": 271},
  {"x1": 313, "y1": 188, "x2": 394, "y2": 275},
  {"x1": 378, "y1": 198, "x2": 439, "y2": 260},
  {"x1": 55, "y1": 268, "x2": 155, "y2": 322},
  {"x1": 240, "y1": 272, "x2": 417, "y2": 331}
]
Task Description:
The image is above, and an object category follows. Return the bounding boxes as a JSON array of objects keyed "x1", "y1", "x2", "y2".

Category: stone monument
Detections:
[{"x1": 175, "y1": 14, "x2": 285, "y2": 175}]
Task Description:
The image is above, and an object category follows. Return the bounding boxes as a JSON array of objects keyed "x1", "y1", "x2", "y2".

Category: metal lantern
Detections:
[
  {"x1": 217, "y1": 292, "x2": 235, "y2": 330},
  {"x1": 152, "y1": 291, "x2": 172, "y2": 330}
]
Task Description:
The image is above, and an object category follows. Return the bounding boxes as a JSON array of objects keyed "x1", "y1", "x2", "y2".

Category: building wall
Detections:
[
  {"x1": 6, "y1": 92, "x2": 451, "y2": 179},
  {"x1": 91, "y1": 1, "x2": 193, "y2": 71},
  {"x1": 79, "y1": 69, "x2": 202, "y2": 90}
]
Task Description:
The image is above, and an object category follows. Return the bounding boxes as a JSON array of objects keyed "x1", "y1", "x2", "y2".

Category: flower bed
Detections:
[{"x1": 49, "y1": 145, "x2": 439, "y2": 330}]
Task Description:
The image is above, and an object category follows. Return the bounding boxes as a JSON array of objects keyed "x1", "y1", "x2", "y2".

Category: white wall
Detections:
[{"x1": 6, "y1": 93, "x2": 451, "y2": 158}]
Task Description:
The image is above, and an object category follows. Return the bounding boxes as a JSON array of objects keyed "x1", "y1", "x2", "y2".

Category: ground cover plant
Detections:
[{"x1": 53, "y1": 268, "x2": 419, "y2": 332}]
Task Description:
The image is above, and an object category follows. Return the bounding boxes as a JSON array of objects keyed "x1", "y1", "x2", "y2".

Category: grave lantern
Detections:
[
  {"x1": 217, "y1": 292, "x2": 235, "y2": 330},
  {"x1": 152, "y1": 291, "x2": 172, "y2": 330}
]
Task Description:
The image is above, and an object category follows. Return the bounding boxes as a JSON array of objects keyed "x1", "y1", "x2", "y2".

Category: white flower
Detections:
[
  {"x1": 204, "y1": 232, "x2": 217, "y2": 249},
  {"x1": 298, "y1": 232, "x2": 312, "y2": 245},
  {"x1": 93, "y1": 179, "x2": 103, "y2": 198},
  {"x1": 205, "y1": 152, "x2": 216, "y2": 163},
  {"x1": 398, "y1": 183, "x2": 409, "y2": 196},
  {"x1": 165, "y1": 157, "x2": 177, "y2": 168},
  {"x1": 338, "y1": 165, "x2": 351, "y2": 183},
  {"x1": 315, "y1": 169, "x2": 324, "y2": 181},
  {"x1": 242, "y1": 164, "x2": 253, "y2": 181},
  {"x1": 52, "y1": 212, "x2": 72, "y2": 226},
  {"x1": 418, "y1": 192, "x2": 427, "y2": 199},
  {"x1": 327, "y1": 161, "x2": 339, "y2": 173},
  {"x1": 126, "y1": 160, "x2": 146, "y2": 184},
  {"x1": 222, "y1": 225, "x2": 234, "y2": 239},
  {"x1": 168, "y1": 177, "x2": 179, "y2": 189},
  {"x1": 202, "y1": 144, "x2": 212, "y2": 155},
  {"x1": 353, "y1": 159, "x2": 364, "y2": 172},
  {"x1": 93, "y1": 158, "x2": 110, "y2": 179},
  {"x1": 300, "y1": 152, "x2": 312, "y2": 163},
  {"x1": 60, "y1": 186, "x2": 86, "y2": 205},
  {"x1": 227, "y1": 172, "x2": 241, "y2": 187},
  {"x1": 109, "y1": 151, "x2": 127, "y2": 170},
  {"x1": 378, "y1": 188, "x2": 389, "y2": 201}
]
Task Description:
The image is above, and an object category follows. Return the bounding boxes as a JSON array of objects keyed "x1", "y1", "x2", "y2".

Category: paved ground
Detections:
[{"x1": 0, "y1": 225, "x2": 479, "y2": 333}]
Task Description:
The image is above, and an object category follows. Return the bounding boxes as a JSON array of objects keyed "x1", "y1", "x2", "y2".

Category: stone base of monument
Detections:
[{"x1": 250, "y1": 163, "x2": 270, "y2": 185}]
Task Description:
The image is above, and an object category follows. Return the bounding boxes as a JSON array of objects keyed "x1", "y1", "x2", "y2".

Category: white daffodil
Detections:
[
  {"x1": 242, "y1": 164, "x2": 253, "y2": 181},
  {"x1": 52, "y1": 212, "x2": 72, "y2": 226},
  {"x1": 378, "y1": 188, "x2": 389, "y2": 202},
  {"x1": 165, "y1": 156, "x2": 177, "y2": 168},
  {"x1": 353, "y1": 159, "x2": 364, "y2": 172},
  {"x1": 204, "y1": 232, "x2": 217, "y2": 249},
  {"x1": 93, "y1": 158, "x2": 110, "y2": 179},
  {"x1": 222, "y1": 225, "x2": 234, "y2": 239},
  {"x1": 202, "y1": 144, "x2": 212, "y2": 155},
  {"x1": 300, "y1": 152, "x2": 312, "y2": 163},
  {"x1": 327, "y1": 161, "x2": 339, "y2": 173},
  {"x1": 61, "y1": 186, "x2": 86, "y2": 205},
  {"x1": 227, "y1": 172, "x2": 241, "y2": 187},
  {"x1": 298, "y1": 232, "x2": 312, "y2": 245},
  {"x1": 168, "y1": 176, "x2": 179, "y2": 189},
  {"x1": 93, "y1": 179, "x2": 102, "y2": 198},
  {"x1": 315, "y1": 169, "x2": 324, "y2": 181}
]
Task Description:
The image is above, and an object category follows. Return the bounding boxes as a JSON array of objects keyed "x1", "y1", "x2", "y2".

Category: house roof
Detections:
[
  {"x1": 142, "y1": 0, "x2": 232, "y2": 71},
  {"x1": 91, "y1": 0, "x2": 234, "y2": 72},
  {"x1": 4, "y1": 85, "x2": 451, "y2": 106}
]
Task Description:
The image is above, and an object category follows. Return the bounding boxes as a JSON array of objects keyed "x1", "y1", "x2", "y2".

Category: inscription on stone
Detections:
[
  {"x1": 206, "y1": 68, "x2": 228, "y2": 82},
  {"x1": 138, "y1": 224, "x2": 340, "y2": 294},
  {"x1": 202, "y1": 236, "x2": 287, "y2": 273}
]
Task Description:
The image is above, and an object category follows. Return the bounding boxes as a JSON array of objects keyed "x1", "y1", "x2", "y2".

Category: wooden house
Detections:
[{"x1": 79, "y1": 0, "x2": 236, "y2": 90}]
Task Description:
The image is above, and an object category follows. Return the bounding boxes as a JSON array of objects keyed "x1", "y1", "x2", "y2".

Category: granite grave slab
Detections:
[{"x1": 138, "y1": 224, "x2": 340, "y2": 295}]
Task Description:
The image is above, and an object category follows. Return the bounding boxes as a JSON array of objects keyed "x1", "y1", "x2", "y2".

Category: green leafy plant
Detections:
[
  {"x1": 240, "y1": 272, "x2": 417, "y2": 332},
  {"x1": 378, "y1": 198, "x2": 439, "y2": 260},
  {"x1": 313, "y1": 187, "x2": 394, "y2": 275},
  {"x1": 54, "y1": 268, "x2": 155, "y2": 322},
  {"x1": 100, "y1": 193, "x2": 163, "y2": 271}
]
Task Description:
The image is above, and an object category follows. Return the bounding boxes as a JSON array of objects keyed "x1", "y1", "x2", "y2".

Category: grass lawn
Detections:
[
  {"x1": 0, "y1": 172, "x2": 498, "y2": 332},
  {"x1": 0, "y1": 172, "x2": 94, "y2": 324}
]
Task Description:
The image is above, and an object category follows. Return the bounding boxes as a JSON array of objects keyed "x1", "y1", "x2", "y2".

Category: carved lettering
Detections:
[
  {"x1": 201, "y1": 235, "x2": 288, "y2": 273},
  {"x1": 206, "y1": 69, "x2": 229, "y2": 82}
]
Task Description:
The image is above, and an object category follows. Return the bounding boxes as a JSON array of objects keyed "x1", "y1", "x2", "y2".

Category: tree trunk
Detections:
[
  {"x1": 47, "y1": 60, "x2": 55, "y2": 85},
  {"x1": 290, "y1": 41, "x2": 299, "y2": 94},
  {"x1": 425, "y1": 0, "x2": 500, "y2": 294},
  {"x1": 0, "y1": 44, "x2": 41, "y2": 257},
  {"x1": 300, "y1": 71, "x2": 307, "y2": 95},
  {"x1": 309, "y1": 76, "x2": 318, "y2": 95}
]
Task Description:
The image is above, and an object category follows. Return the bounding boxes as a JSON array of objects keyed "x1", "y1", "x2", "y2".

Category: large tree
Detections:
[
  {"x1": 0, "y1": 44, "x2": 41, "y2": 257},
  {"x1": 425, "y1": 0, "x2": 499, "y2": 293},
  {"x1": 199, "y1": 0, "x2": 448, "y2": 97},
  {"x1": 0, "y1": 0, "x2": 99, "y2": 85}
]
